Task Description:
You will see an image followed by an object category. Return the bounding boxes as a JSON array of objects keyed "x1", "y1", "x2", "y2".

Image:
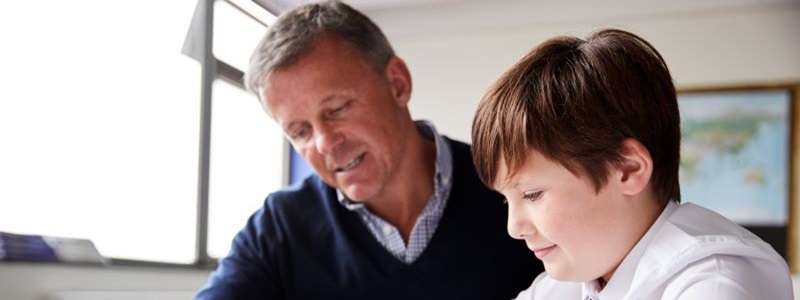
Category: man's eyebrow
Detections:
[
  {"x1": 320, "y1": 94, "x2": 338, "y2": 105},
  {"x1": 282, "y1": 95, "x2": 341, "y2": 129}
]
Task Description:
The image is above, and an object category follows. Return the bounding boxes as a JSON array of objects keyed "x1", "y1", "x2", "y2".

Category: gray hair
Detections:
[{"x1": 244, "y1": 0, "x2": 395, "y2": 96}]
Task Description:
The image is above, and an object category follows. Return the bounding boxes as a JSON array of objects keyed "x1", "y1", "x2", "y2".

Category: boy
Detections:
[{"x1": 471, "y1": 29, "x2": 792, "y2": 299}]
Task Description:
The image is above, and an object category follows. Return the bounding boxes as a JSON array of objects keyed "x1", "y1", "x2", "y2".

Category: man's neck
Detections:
[{"x1": 366, "y1": 128, "x2": 437, "y2": 242}]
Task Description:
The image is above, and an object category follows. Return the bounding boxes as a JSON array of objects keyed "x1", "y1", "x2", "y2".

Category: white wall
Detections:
[{"x1": 385, "y1": 6, "x2": 800, "y2": 141}]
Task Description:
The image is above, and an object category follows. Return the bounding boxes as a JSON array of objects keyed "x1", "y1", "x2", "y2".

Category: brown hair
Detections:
[{"x1": 472, "y1": 29, "x2": 680, "y2": 204}]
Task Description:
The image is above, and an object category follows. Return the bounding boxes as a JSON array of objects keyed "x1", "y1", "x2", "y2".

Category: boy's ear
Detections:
[
  {"x1": 384, "y1": 56, "x2": 412, "y2": 107},
  {"x1": 616, "y1": 138, "x2": 653, "y2": 196}
]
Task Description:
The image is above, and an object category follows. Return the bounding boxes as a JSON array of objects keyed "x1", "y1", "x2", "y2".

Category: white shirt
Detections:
[{"x1": 514, "y1": 201, "x2": 793, "y2": 300}]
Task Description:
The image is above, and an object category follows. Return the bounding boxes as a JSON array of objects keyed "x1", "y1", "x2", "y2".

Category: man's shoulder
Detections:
[
  {"x1": 240, "y1": 175, "x2": 341, "y2": 246},
  {"x1": 269, "y1": 175, "x2": 329, "y2": 199},
  {"x1": 439, "y1": 136, "x2": 474, "y2": 169},
  {"x1": 261, "y1": 175, "x2": 335, "y2": 215},
  {"x1": 439, "y1": 136, "x2": 505, "y2": 208},
  {"x1": 441, "y1": 135, "x2": 470, "y2": 152}
]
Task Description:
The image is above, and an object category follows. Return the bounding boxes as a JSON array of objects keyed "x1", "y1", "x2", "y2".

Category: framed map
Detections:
[
  {"x1": 678, "y1": 88, "x2": 791, "y2": 226},
  {"x1": 677, "y1": 85, "x2": 799, "y2": 264}
]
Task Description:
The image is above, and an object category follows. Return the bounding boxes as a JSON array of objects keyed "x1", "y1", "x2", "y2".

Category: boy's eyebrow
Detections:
[
  {"x1": 508, "y1": 179, "x2": 518, "y2": 189},
  {"x1": 495, "y1": 177, "x2": 519, "y2": 192}
]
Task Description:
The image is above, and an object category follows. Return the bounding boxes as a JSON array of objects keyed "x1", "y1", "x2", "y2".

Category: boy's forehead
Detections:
[
  {"x1": 492, "y1": 155, "x2": 514, "y2": 191},
  {"x1": 492, "y1": 148, "x2": 547, "y2": 191}
]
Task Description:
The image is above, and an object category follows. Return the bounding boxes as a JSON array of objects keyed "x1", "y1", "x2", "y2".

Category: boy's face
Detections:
[{"x1": 492, "y1": 149, "x2": 641, "y2": 282}]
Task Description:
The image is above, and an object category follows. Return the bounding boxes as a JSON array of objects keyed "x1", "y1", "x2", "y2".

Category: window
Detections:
[
  {"x1": 0, "y1": 0, "x2": 284, "y2": 265},
  {"x1": 207, "y1": 81, "x2": 284, "y2": 259}
]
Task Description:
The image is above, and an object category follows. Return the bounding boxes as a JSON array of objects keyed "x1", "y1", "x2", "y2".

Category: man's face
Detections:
[{"x1": 262, "y1": 35, "x2": 412, "y2": 203}]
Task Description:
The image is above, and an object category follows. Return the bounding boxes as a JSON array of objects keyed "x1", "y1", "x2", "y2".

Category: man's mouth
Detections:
[{"x1": 336, "y1": 153, "x2": 365, "y2": 172}]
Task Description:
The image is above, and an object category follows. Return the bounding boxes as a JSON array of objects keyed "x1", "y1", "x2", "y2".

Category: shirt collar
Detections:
[{"x1": 582, "y1": 200, "x2": 679, "y2": 299}]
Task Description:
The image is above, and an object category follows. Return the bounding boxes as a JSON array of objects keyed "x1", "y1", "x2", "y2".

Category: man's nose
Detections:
[{"x1": 314, "y1": 125, "x2": 343, "y2": 155}]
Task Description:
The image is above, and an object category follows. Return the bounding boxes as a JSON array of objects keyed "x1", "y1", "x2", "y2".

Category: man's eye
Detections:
[
  {"x1": 522, "y1": 191, "x2": 543, "y2": 202},
  {"x1": 327, "y1": 102, "x2": 350, "y2": 118},
  {"x1": 289, "y1": 128, "x2": 308, "y2": 140}
]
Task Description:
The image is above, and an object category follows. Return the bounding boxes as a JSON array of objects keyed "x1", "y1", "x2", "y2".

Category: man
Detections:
[{"x1": 195, "y1": 1, "x2": 541, "y2": 299}]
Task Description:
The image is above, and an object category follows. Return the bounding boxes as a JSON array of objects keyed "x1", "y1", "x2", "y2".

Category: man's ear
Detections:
[
  {"x1": 616, "y1": 138, "x2": 653, "y2": 196},
  {"x1": 384, "y1": 56, "x2": 412, "y2": 107}
]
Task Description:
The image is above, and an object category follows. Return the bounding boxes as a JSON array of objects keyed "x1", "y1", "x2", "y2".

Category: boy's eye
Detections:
[{"x1": 522, "y1": 191, "x2": 543, "y2": 202}]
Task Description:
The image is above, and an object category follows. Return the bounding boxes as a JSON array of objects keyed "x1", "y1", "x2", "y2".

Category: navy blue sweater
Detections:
[{"x1": 196, "y1": 138, "x2": 542, "y2": 299}]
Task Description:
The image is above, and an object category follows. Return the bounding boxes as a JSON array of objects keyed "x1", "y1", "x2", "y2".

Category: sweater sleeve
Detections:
[{"x1": 195, "y1": 202, "x2": 286, "y2": 300}]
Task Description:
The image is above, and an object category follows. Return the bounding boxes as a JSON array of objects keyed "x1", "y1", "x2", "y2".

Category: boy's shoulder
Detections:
[{"x1": 630, "y1": 202, "x2": 792, "y2": 299}]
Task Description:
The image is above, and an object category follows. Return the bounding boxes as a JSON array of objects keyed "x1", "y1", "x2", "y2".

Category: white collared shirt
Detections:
[{"x1": 514, "y1": 201, "x2": 793, "y2": 300}]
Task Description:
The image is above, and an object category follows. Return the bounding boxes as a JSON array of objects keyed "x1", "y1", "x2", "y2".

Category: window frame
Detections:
[{"x1": 104, "y1": 0, "x2": 286, "y2": 269}]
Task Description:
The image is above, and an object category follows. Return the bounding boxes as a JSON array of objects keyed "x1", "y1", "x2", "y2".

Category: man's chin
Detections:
[{"x1": 340, "y1": 185, "x2": 377, "y2": 203}]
